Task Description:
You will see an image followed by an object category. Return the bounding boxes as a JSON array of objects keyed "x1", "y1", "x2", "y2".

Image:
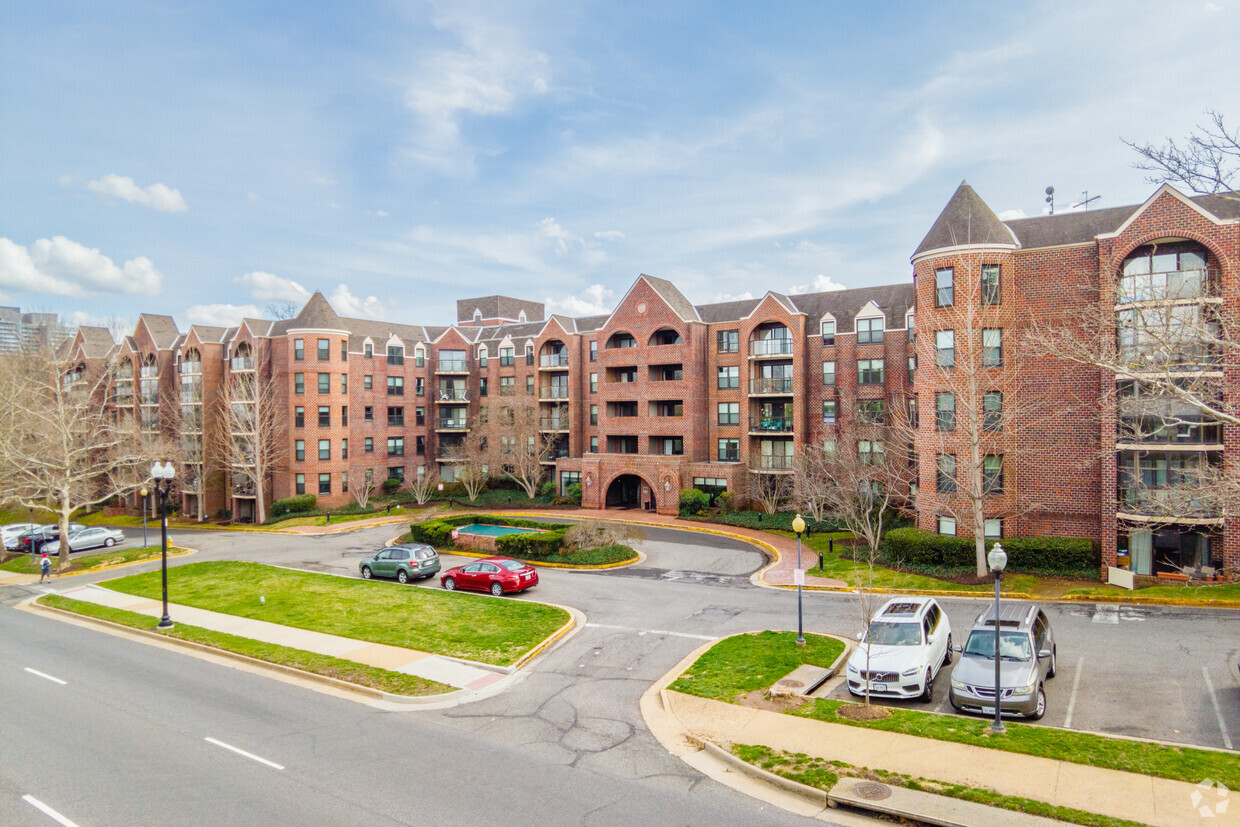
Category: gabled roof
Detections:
[
  {"x1": 287, "y1": 292, "x2": 343, "y2": 330},
  {"x1": 640, "y1": 274, "x2": 701, "y2": 322},
  {"x1": 74, "y1": 326, "x2": 117, "y2": 359},
  {"x1": 915, "y1": 181, "x2": 1018, "y2": 256},
  {"x1": 788, "y1": 283, "x2": 915, "y2": 332},
  {"x1": 137, "y1": 313, "x2": 180, "y2": 349},
  {"x1": 186, "y1": 325, "x2": 228, "y2": 345},
  {"x1": 455, "y1": 295, "x2": 545, "y2": 324}
]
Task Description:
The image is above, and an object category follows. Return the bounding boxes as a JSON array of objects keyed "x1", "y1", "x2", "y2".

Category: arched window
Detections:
[
  {"x1": 606, "y1": 331, "x2": 637, "y2": 349},
  {"x1": 1119, "y1": 242, "x2": 1214, "y2": 303},
  {"x1": 648, "y1": 328, "x2": 682, "y2": 346}
]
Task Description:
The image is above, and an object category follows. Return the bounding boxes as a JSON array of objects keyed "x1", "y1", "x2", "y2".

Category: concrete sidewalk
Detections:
[
  {"x1": 641, "y1": 647, "x2": 1236, "y2": 827},
  {"x1": 56, "y1": 583, "x2": 509, "y2": 693}
]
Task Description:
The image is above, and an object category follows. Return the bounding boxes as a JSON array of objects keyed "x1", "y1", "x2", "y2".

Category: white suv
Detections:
[{"x1": 846, "y1": 597, "x2": 953, "y2": 702}]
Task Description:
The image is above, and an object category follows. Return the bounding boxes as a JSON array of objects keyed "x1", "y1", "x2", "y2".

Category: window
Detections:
[
  {"x1": 364, "y1": 343, "x2": 373, "y2": 358},
  {"x1": 935, "y1": 330, "x2": 955, "y2": 368},
  {"x1": 294, "y1": 373, "x2": 304, "y2": 394},
  {"x1": 388, "y1": 406, "x2": 404, "y2": 427},
  {"x1": 589, "y1": 341, "x2": 597, "y2": 362},
  {"x1": 590, "y1": 373, "x2": 598, "y2": 393},
  {"x1": 822, "y1": 361, "x2": 835, "y2": 385},
  {"x1": 983, "y1": 328, "x2": 1002, "y2": 367},
  {"x1": 938, "y1": 516, "x2": 956, "y2": 536},
  {"x1": 590, "y1": 404, "x2": 598, "y2": 425},
  {"x1": 526, "y1": 375, "x2": 535, "y2": 395},
  {"x1": 718, "y1": 402, "x2": 739, "y2": 425},
  {"x1": 388, "y1": 466, "x2": 405, "y2": 482},
  {"x1": 857, "y1": 359, "x2": 884, "y2": 385},
  {"x1": 364, "y1": 405, "x2": 373, "y2": 422},
  {"x1": 364, "y1": 374, "x2": 372, "y2": 390},
  {"x1": 414, "y1": 348, "x2": 424, "y2": 368},
  {"x1": 717, "y1": 330, "x2": 739, "y2": 353},
  {"x1": 294, "y1": 406, "x2": 304, "y2": 428},
  {"x1": 295, "y1": 473, "x2": 305, "y2": 495},
  {"x1": 717, "y1": 366, "x2": 739, "y2": 389},
  {"x1": 499, "y1": 376, "x2": 514, "y2": 395},
  {"x1": 526, "y1": 345, "x2": 534, "y2": 365},
  {"x1": 341, "y1": 439, "x2": 348, "y2": 460},
  {"x1": 984, "y1": 455, "x2": 1004, "y2": 494},
  {"x1": 935, "y1": 392, "x2": 956, "y2": 431},
  {"x1": 341, "y1": 374, "x2": 348, "y2": 394},
  {"x1": 718, "y1": 438, "x2": 739, "y2": 462},
  {"x1": 318, "y1": 373, "x2": 330, "y2": 393},
  {"x1": 822, "y1": 400, "x2": 836, "y2": 424},
  {"x1": 589, "y1": 436, "x2": 598, "y2": 453},
  {"x1": 294, "y1": 339, "x2": 304, "y2": 361},
  {"x1": 415, "y1": 406, "x2": 424, "y2": 426},
  {"x1": 318, "y1": 439, "x2": 330, "y2": 461},
  {"x1": 387, "y1": 346, "x2": 404, "y2": 366},
  {"x1": 478, "y1": 348, "x2": 488, "y2": 368},
  {"x1": 295, "y1": 440, "x2": 305, "y2": 461},
  {"x1": 608, "y1": 333, "x2": 636, "y2": 349},
  {"x1": 659, "y1": 437, "x2": 684, "y2": 455},
  {"x1": 820, "y1": 320, "x2": 835, "y2": 346},
  {"x1": 908, "y1": 355, "x2": 916, "y2": 383},
  {"x1": 857, "y1": 317, "x2": 884, "y2": 344},
  {"x1": 984, "y1": 518, "x2": 1002, "y2": 539},
  {"x1": 857, "y1": 399, "x2": 885, "y2": 425},
  {"x1": 983, "y1": 391, "x2": 1002, "y2": 431},
  {"x1": 388, "y1": 437, "x2": 404, "y2": 456},
  {"x1": 415, "y1": 377, "x2": 424, "y2": 397},
  {"x1": 982, "y1": 264, "x2": 1001, "y2": 305},
  {"x1": 316, "y1": 406, "x2": 329, "y2": 427},
  {"x1": 478, "y1": 406, "x2": 487, "y2": 425},
  {"x1": 935, "y1": 267, "x2": 954, "y2": 306},
  {"x1": 858, "y1": 440, "x2": 884, "y2": 465},
  {"x1": 319, "y1": 473, "x2": 331, "y2": 495},
  {"x1": 480, "y1": 378, "x2": 488, "y2": 397},
  {"x1": 364, "y1": 437, "x2": 374, "y2": 453},
  {"x1": 560, "y1": 471, "x2": 581, "y2": 495},
  {"x1": 936, "y1": 454, "x2": 957, "y2": 493},
  {"x1": 341, "y1": 340, "x2": 348, "y2": 361},
  {"x1": 341, "y1": 405, "x2": 348, "y2": 426},
  {"x1": 499, "y1": 347, "x2": 514, "y2": 366},
  {"x1": 342, "y1": 471, "x2": 348, "y2": 493},
  {"x1": 318, "y1": 339, "x2": 330, "y2": 360},
  {"x1": 387, "y1": 377, "x2": 404, "y2": 395}
]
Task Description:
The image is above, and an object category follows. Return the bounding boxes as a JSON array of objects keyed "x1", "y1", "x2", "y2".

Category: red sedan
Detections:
[{"x1": 440, "y1": 556, "x2": 539, "y2": 596}]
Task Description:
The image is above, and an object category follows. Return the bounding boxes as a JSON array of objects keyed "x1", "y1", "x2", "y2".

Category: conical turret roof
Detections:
[
  {"x1": 914, "y1": 181, "x2": 1016, "y2": 256},
  {"x1": 288, "y1": 292, "x2": 342, "y2": 328}
]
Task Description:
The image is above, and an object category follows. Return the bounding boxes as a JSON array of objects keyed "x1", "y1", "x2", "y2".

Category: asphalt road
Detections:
[{"x1": 3, "y1": 521, "x2": 1238, "y2": 824}]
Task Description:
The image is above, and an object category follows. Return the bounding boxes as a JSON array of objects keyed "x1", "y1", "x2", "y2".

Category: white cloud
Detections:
[
  {"x1": 713, "y1": 291, "x2": 755, "y2": 303},
  {"x1": 184, "y1": 303, "x2": 263, "y2": 327},
  {"x1": 545, "y1": 284, "x2": 614, "y2": 317},
  {"x1": 65, "y1": 310, "x2": 128, "y2": 339},
  {"x1": 998, "y1": 208, "x2": 1027, "y2": 220},
  {"x1": 58, "y1": 174, "x2": 77, "y2": 186},
  {"x1": 86, "y1": 174, "x2": 188, "y2": 213},
  {"x1": 788, "y1": 274, "x2": 846, "y2": 295},
  {"x1": 328, "y1": 285, "x2": 386, "y2": 319},
  {"x1": 369, "y1": 209, "x2": 389, "y2": 218},
  {"x1": 593, "y1": 230, "x2": 625, "y2": 241},
  {"x1": 0, "y1": 236, "x2": 162, "y2": 296},
  {"x1": 233, "y1": 271, "x2": 312, "y2": 304}
]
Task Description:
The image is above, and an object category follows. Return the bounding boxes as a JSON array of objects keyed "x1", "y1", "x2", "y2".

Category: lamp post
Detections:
[
  {"x1": 139, "y1": 486, "x2": 149, "y2": 549},
  {"x1": 792, "y1": 513, "x2": 806, "y2": 645},
  {"x1": 987, "y1": 542, "x2": 1008, "y2": 734},
  {"x1": 150, "y1": 461, "x2": 176, "y2": 629}
]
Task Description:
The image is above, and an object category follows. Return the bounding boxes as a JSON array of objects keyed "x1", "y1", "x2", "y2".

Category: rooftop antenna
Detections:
[
  {"x1": 1071, "y1": 191, "x2": 1101, "y2": 211},
  {"x1": 1044, "y1": 186, "x2": 1055, "y2": 216}
]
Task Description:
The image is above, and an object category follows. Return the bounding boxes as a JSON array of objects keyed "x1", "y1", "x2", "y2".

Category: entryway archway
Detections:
[{"x1": 605, "y1": 474, "x2": 652, "y2": 510}]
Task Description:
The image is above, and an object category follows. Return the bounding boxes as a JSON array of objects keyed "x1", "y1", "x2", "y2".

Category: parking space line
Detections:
[
  {"x1": 1063, "y1": 657, "x2": 1085, "y2": 730},
  {"x1": 22, "y1": 795, "x2": 80, "y2": 826},
  {"x1": 1202, "y1": 667, "x2": 1233, "y2": 750},
  {"x1": 584, "y1": 622, "x2": 715, "y2": 641},
  {"x1": 24, "y1": 668, "x2": 67, "y2": 686},
  {"x1": 205, "y1": 737, "x2": 285, "y2": 770}
]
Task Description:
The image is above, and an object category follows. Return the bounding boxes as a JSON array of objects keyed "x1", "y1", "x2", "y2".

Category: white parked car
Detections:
[
  {"x1": 63, "y1": 527, "x2": 126, "y2": 552},
  {"x1": 1, "y1": 523, "x2": 40, "y2": 550},
  {"x1": 846, "y1": 597, "x2": 953, "y2": 702}
]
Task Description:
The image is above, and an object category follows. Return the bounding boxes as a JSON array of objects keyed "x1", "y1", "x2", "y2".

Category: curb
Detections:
[
  {"x1": 385, "y1": 530, "x2": 644, "y2": 570},
  {"x1": 511, "y1": 605, "x2": 582, "y2": 670},
  {"x1": 2, "y1": 547, "x2": 196, "y2": 583},
  {"x1": 695, "y1": 739, "x2": 828, "y2": 807}
]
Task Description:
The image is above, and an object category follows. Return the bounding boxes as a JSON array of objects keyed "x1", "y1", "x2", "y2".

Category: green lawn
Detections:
[
  {"x1": 39, "y1": 595, "x2": 450, "y2": 696},
  {"x1": 0, "y1": 545, "x2": 182, "y2": 575},
  {"x1": 667, "y1": 631, "x2": 845, "y2": 702},
  {"x1": 1065, "y1": 582, "x2": 1240, "y2": 603},
  {"x1": 795, "y1": 698, "x2": 1240, "y2": 790},
  {"x1": 101, "y1": 561, "x2": 569, "y2": 666},
  {"x1": 266, "y1": 510, "x2": 410, "y2": 528}
]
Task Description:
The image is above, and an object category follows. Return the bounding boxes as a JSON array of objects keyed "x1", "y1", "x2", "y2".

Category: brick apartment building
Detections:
[{"x1": 64, "y1": 182, "x2": 1239, "y2": 577}]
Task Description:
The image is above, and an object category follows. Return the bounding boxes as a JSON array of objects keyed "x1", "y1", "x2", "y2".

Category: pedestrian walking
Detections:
[{"x1": 39, "y1": 553, "x2": 51, "y2": 582}]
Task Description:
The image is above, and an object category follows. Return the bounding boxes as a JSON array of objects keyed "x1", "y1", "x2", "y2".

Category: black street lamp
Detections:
[
  {"x1": 139, "y1": 486, "x2": 149, "y2": 549},
  {"x1": 792, "y1": 513, "x2": 806, "y2": 645},
  {"x1": 150, "y1": 461, "x2": 176, "y2": 629},
  {"x1": 988, "y1": 542, "x2": 1008, "y2": 734}
]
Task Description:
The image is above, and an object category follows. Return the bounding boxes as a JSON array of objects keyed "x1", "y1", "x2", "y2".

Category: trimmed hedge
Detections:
[
  {"x1": 496, "y1": 529, "x2": 566, "y2": 558},
  {"x1": 882, "y1": 527, "x2": 1098, "y2": 576},
  {"x1": 407, "y1": 514, "x2": 573, "y2": 553},
  {"x1": 270, "y1": 494, "x2": 317, "y2": 518},
  {"x1": 678, "y1": 488, "x2": 710, "y2": 517}
]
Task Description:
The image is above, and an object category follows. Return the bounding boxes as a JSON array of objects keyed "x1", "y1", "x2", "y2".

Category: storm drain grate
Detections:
[{"x1": 852, "y1": 781, "x2": 892, "y2": 801}]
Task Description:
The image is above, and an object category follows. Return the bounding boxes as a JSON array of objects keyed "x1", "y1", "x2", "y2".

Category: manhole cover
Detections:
[
  {"x1": 852, "y1": 782, "x2": 891, "y2": 801},
  {"x1": 775, "y1": 679, "x2": 804, "y2": 688}
]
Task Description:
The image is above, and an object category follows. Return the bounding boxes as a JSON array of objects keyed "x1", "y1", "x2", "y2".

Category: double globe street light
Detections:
[{"x1": 149, "y1": 461, "x2": 176, "y2": 629}]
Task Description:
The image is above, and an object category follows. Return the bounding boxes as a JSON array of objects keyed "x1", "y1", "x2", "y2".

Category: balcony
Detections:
[
  {"x1": 540, "y1": 416, "x2": 571, "y2": 432},
  {"x1": 437, "y1": 447, "x2": 466, "y2": 462},
  {"x1": 1116, "y1": 486, "x2": 1221, "y2": 521},
  {"x1": 230, "y1": 357, "x2": 254, "y2": 372},
  {"x1": 232, "y1": 480, "x2": 256, "y2": 497},
  {"x1": 540, "y1": 448, "x2": 570, "y2": 464},
  {"x1": 749, "y1": 416, "x2": 794, "y2": 434},
  {"x1": 539, "y1": 353, "x2": 570, "y2": 369},
  {"x1": 1117, "y1": 268, "x2": 1220, "y2": 305},
  {"x1": 436, "y1": 387, "x2": 469, "y2": 403},
  {"x1": 538, "y1": 385, "x2": 570, "y2": 400},
  {"x1": 751, "y1": 455, "x2": 794, "y2": 473},
  {"x1": 436, "y1": 418, "x2": 468, "y2": 432},
  {"x1": 436, "y1": 359, "x2": 469, "y2": 374},
  {"x1": 749, "y1": 339, "x2": 793, "y2": 358},
  {"x1": 749, "y1": 377, "x2": 793, "y2": 395}
]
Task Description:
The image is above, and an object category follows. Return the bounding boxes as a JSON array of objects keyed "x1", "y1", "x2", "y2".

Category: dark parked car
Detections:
[
  {"x1": 440, "y1": 557, "x2": 538, "y2": 596},
  {"x1": 949, "y1": 603, "x2": 1057, "y2": 720},
  {"x1": 359, "y1": 543, "x2": 441, "y2": 584},
  {"x1": 19, "y1": 523, "x2": 86, "y2": 553}
]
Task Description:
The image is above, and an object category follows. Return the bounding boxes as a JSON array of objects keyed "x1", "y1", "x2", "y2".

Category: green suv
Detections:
[{"x1": 359, "y1": 543, "x2": 441, "y2": 584}]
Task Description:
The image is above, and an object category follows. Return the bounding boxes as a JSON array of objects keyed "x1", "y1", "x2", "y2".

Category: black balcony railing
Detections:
[
  {"x1": 539, "y1": 385, "x2": 570, "y2": 399},
  {"x1": 749, "y1": 416, "x2": 794, "y2": 433},
  {"x1": 437, "y1": 418, "x2": 468, "y2": 430},
  {"x1": 752, "y1": 455, "x2": 794, "y2": 471},
  {"x1": 437, "y1": 388, "x2": 469, "y2": 402},
  {"x1": 540, "y1": 416, "x2": 571, "y2": 430},
  {"x1": 749, "y1": 377, "x2": 793, "y2": 394}
]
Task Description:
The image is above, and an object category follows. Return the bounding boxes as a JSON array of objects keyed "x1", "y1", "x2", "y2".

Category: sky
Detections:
[{"x1": 2, "y1": 0, "x2": 1239, "y2": 334}]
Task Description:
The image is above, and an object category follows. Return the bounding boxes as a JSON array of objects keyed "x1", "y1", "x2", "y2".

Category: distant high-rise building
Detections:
[{"x1": 0, "y1": 307, "x2": 69, "y2": 353}]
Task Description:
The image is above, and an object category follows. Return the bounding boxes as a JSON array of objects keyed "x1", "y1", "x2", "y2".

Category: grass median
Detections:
[
  {"x1": 101, "y1": 561, "x2": 569, "y2": 667},
  {"x1": 1, "y1": 545, "x2": 187, "y2": 576},
  {"x1": 38, "y1": 595, "x2": 450, "y2": 696},
  {"x1": 667, "y1": 630, "x2": 845, "y2": 702}
]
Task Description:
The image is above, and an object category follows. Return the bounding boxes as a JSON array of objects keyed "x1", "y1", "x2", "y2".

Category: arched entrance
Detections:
[{"x1": 606, "y1": 474, "x2": 652, "y2": 510}]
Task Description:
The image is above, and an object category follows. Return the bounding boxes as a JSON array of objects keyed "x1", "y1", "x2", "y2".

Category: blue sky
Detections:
[{"x1": 2, "y1": 0, "x2": 1238, "y2": 332}]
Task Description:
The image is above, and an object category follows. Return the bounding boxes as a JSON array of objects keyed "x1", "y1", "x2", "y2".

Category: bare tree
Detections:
[
  {"x1": 487, "y1": 399, "x2": 550, "y2": 498},
  {"x1": 0, "y1": 346, "x2": 159, "y2": 570},
  {"x1": 455, "y1": 432, "x2": 489, "y2": 503},
  {"x1": 348, "y1": 464, "x2": 376, "y2": 509},
  {"x1": 406, "y1": 468, "x2": 440, "y2": 506},
  {"x1": 264, "y1": 301, "x2": 301, "y2": 321},
  {"x1": 1124, "y1": 110, "x2": 1240, "y2": 199},
  {"x1": 747, "y1": 470, "x2": 791, "y2": 515},
  {"x1": 217, "y1": 353, "x2": 284, "y2": 523}
]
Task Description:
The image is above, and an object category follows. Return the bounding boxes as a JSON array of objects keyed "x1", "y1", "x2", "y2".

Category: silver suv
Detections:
[{"x1": 948, "y1": 603, "x2": 1057, "y2": 720}]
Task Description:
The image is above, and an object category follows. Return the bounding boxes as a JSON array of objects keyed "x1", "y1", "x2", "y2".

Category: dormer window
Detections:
[
  {"x1": 857, "y1": 317, "x2": 884, "y2": 345},
  {"x1": 474, "y1": 308, "x2": 483, "y2": 324},
  {"x1": 820, "y1": 320, "x2": 835, "y2": 346},
  {"x1": 518, "y1": 310, "x2": 527, "y2": 323}
]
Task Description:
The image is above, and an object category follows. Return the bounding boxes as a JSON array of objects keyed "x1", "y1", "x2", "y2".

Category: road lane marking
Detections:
[
  {"x1": 1202, "y1": 667, "x2": 1234, "y2": 750},
  {"x1": 1063, "y1": 657, "x2": 1085, "y2": 730},
  {"x1": 585, "y1": 622, "x2": 715, "y2": 641},
  {"x1": 1090, "y1": 605, "x2": 1119, "y2": 624},
  {"x1": 24, "y1": 668, "x2": 67, "y2": 686},
  {"x1": 205, "y1": 737, "x2": 285, "y2": 770},
  {"x1": 22, "y1": 795, "x2": 80, "y2": 826}
]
